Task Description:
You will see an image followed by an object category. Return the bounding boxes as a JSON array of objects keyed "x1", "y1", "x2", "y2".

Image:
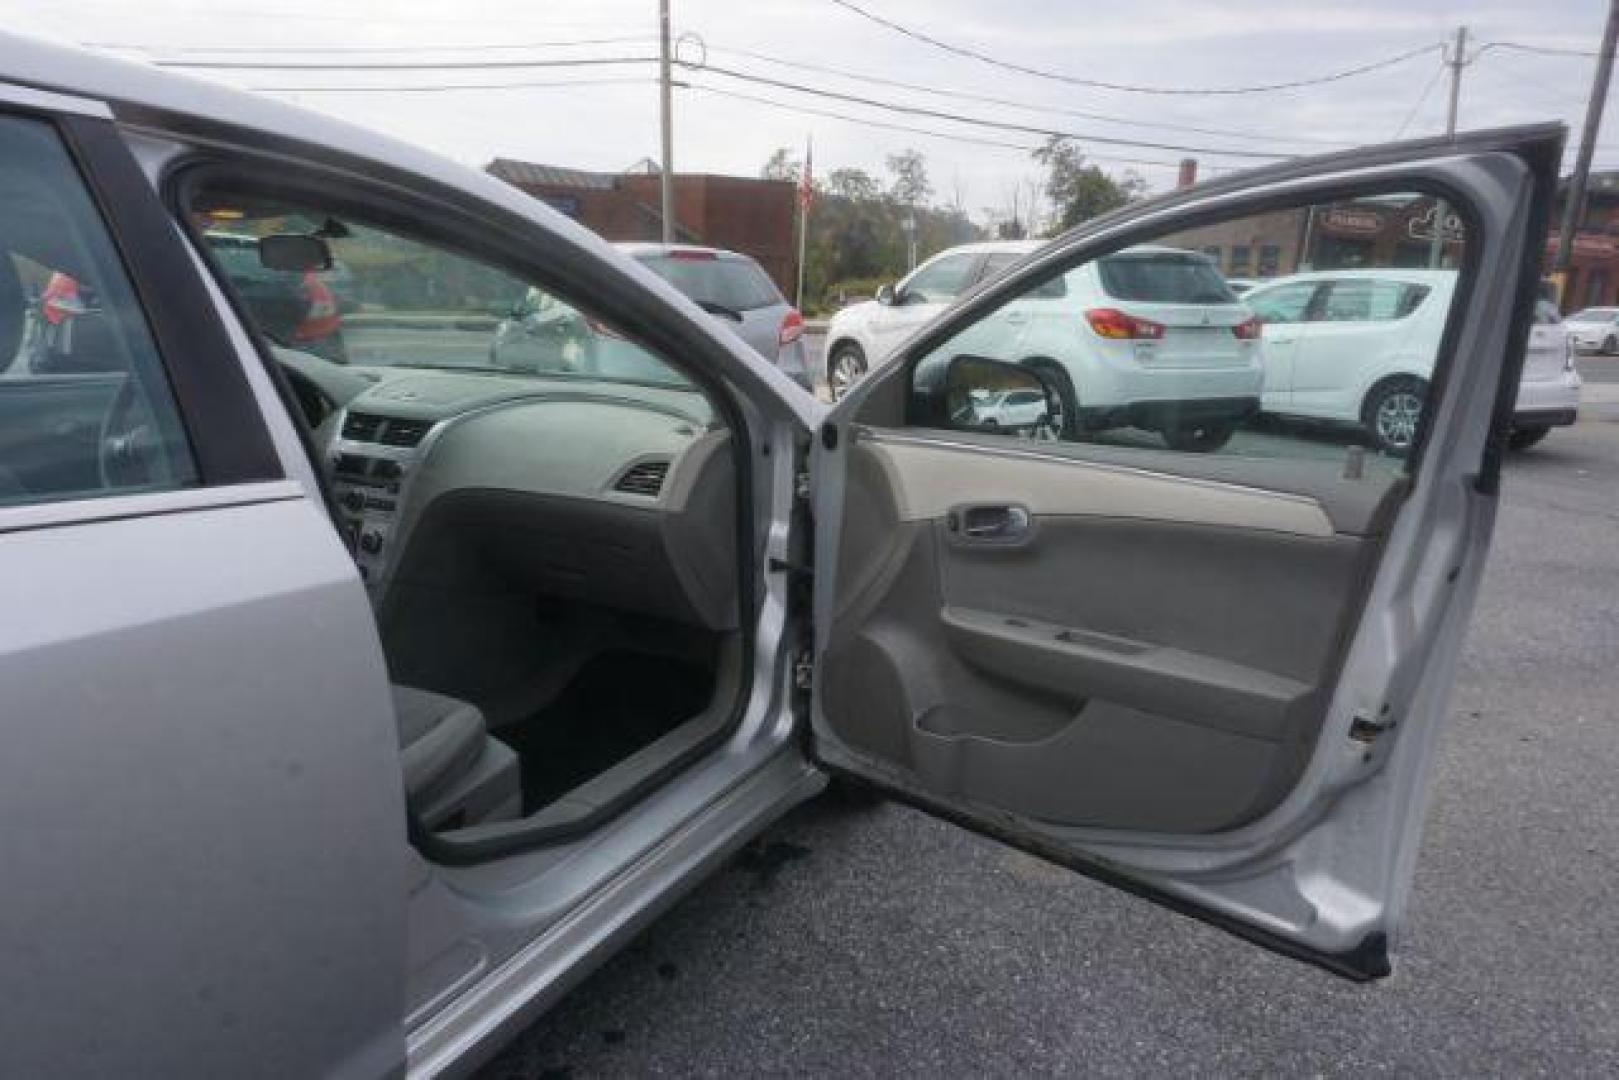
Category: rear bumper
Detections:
[
  {"x1": 1081, "y1": 396, "x2": 1261, "y2": 432},
  {"x1": 1512, "y1": 371, "x2": 1580, "y2": 425}
]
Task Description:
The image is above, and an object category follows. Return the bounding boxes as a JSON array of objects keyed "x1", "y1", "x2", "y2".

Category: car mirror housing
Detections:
[
  {"x1": 875, "y1": 282, "x2": 897, "y2": 306},
  {"x1": 911, "y1": 354, "x2": 1060, "y2": 439},
  {"x1": 259, "y1": 234, "x2": 333, "y2": 273}
]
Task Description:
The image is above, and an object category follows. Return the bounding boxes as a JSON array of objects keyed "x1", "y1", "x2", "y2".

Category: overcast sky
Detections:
[{"x1": 5, "y1": 0, "x2": 1616, "y2": 221}]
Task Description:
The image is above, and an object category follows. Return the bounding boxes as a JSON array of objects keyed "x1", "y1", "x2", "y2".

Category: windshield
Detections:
[
  {"x1": 190, "y1": 196, "x2": 694, "y2": 389},
  {"x1": 635, "y1": 252, "x2": 781, "y2": 311},
  {"x1": 1571, "y1": 307, "x2": 1619, "y2": 321},
  {"x1": 1098, "y1": 251, "x2": 1237, "y2": 304}
]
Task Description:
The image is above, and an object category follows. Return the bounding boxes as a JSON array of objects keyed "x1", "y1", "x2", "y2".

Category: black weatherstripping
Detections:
[{"x1": 58, "y1": 117, "x2": 281, "y2": 487}]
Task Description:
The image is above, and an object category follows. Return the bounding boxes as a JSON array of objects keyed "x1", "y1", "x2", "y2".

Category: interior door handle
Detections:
[{"x1": 953, "y1": 504, "x2": 1031, "y2": 541}]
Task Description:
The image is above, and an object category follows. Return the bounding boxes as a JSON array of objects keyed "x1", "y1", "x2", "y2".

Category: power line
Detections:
[
  {"x1": 684, "y1": 62, "x2": 1288, "y2": 159},
  {"x1": 1479, "y1": 40, "x2": 1605, "y2": 60},
  {"x1": 1393, "y1": 58, "x2": 1447, "y2": 139},
  {"x1": 100, "y1": 35, "x2": 653, "y2": 56},
  {"x1": 680, "y1": 80, "x2": 1237, "y2": 175},
  {"x1": 704, "y1": 43, "x2": 1349, "y2": 148},
  {"x1": 824, "y1": 0, "x2": 1443, "y2": 95},
  {"x1": 154, "y1": 54, "x2": 658, "y2": 71},
  {"x1": 246, "y1": 76, "x2": 657, "y2": 93}
]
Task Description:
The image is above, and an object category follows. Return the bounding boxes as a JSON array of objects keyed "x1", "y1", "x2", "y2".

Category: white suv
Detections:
[
  {"x1": 1244, "y1": 270, "x2": 1580, "y2": 453},
  {"x1": 831, "y1": 241, "x2": 1264, "y2": 451}
]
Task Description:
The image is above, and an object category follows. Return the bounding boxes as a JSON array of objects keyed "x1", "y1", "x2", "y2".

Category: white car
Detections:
[
  {"x1": 831, "y1": 241, "x2": 1264, "y2": 451},
  {"x1": 956, "y1": 386, "x2": 1052, "y2": 432},
  {"x1": 1245, "y1": 270, "x2": 1581, "y2": 453},
  {"x1": 825, "y1": 240, "x2": 1038, "y2": 398},
  {"x1": 1563, "y1": 305, "x2": 1619, "y2": 353}
]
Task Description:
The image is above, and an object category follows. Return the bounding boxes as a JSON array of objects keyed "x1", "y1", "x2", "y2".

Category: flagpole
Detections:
[{"x1": 796, "y1": 134, "x2": 811, "y2": 311}]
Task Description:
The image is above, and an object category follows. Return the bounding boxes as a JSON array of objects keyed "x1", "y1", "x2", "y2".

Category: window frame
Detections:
[{"x1": 0, "y1": 104, "x2": 282, "y2": 526}]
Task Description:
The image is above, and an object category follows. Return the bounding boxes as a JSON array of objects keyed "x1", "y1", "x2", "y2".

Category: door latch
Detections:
[{"x1": 793, "y1": 650, "x2": 815, "y2": 691}]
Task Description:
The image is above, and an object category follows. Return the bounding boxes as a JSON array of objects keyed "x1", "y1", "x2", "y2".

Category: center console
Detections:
[{"x1": 328, "y1": 410, "x2": 436, "y2": 582}]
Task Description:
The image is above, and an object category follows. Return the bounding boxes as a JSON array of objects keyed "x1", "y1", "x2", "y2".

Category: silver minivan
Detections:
[{"x1": 0, "y1": 31, "x2": 1567, "y2": 1078}]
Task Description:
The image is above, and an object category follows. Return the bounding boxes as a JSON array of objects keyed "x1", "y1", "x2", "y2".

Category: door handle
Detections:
[
  {"x1": 952, "y1": 504, "x2": 1032, "y2": 541},
  {"x1": 1268, "y1": 334, "x2": 1298, "y2": 345}
]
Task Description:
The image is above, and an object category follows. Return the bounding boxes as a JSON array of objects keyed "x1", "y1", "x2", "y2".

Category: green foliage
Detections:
[
  {"x1": 781, "y1": 147, "x2": 981, "y2": 310},
  {"x1": 1033, "y1": 136, "x2": 1147, "y2": 235}
]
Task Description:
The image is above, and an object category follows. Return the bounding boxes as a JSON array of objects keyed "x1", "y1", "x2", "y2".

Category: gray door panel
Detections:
[
  {"x1": 820, "y1": 441, "x2": 1371, "y2": 833},
  {"x1": 0, "y1": 493, "x2": 408, "y2": 1077}
]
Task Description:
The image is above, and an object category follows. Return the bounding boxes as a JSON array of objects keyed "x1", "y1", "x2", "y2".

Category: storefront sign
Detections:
[
  {"x1": 1407, "y1": 204, "x2": 1466, "y2": 243},
  {"x1": 1319, "y1": 207, "x2": 1386, "y2": 235}
]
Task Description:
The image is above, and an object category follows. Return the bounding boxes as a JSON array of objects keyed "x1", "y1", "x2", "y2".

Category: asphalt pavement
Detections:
[{"x1": 480, "y1": 363, "x2": 1619, "y2": 1078}]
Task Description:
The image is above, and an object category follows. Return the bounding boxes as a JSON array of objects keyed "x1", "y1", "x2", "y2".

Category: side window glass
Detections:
[
  {"x1": 908, "y1": 190, "x2": 1468, "y2": 463},
  {"x1": 190, "y1": 195, "x2": 693, "y2": 388},
  {"x1": 902, "y1": 255, "x2": 976, "y2": 304},
  {"x1": 1247, "y1": 283, "x2": 1316, "y2": 324},
  {"x1": 0, "y1": 118, "x2": 197, "y2": 507}
]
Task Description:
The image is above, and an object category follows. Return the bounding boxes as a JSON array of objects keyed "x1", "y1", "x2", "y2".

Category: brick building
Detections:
[
  {"x1": 486, "y1": 158, "x2": 799, "y2": 294},
  {"x1": 1546, "y1": 170, "x2": 1619, "y2": 312}
]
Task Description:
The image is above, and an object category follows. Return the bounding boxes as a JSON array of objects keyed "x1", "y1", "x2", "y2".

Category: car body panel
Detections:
[{"x1": 809, "y1": 125, "x2": 1562, "y2": 978}]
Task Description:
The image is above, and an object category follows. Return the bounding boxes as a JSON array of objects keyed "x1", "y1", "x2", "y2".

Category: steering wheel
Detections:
[{"x1": 98, "y1": 374, "x2": 173, "y2": 490}]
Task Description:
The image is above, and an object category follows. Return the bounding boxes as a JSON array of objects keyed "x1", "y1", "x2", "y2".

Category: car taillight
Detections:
[
  {"x1": 779, "y1": 308, "x2": 804, "y2": 346},
  {"x1": 40, "y1": 273, "x2": 83, "y2": 324},
  {"x1": 586, "y1": 316, "x2": 626, "y2": 340},
  {"x1": 294, "y1": 273, "x2": 342, "y2": 342},
  {"x1": 1084, "y1": 307, "x2": 1165, "y2": 340},
  {"x1": 1231, "y1": 316, "x2": 1262, "y2": 340}
]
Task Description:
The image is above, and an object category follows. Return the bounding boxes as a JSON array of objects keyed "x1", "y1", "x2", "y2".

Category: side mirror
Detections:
[
  {"x1": 927, "y1": 355, "x2": 1063, "y2": 440},
  {"x1": 259, "y1": 234, "x2": 332, "y2": 273},
  {"x1": 875, "y1": 282, "x2": 897, "y2": 306}
]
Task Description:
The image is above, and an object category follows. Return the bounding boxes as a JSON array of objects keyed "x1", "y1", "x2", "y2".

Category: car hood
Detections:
[{"x1": 831, "y1": 300, "x2": 880, "y2": 328}]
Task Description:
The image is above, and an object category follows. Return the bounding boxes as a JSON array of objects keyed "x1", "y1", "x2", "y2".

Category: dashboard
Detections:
[{"x1": 300, "y1": 364, "x2": 738, "y2": 631}]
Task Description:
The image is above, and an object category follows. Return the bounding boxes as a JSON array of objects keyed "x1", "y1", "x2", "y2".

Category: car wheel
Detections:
[
  {"x1": 1508, "y1": 424, "x2": 1551, "y2": 451},
  {"x1": 1162, "y1": 420, "x2": 1237, "y2": 453},
  {"x1": 1025, "y1": 360, "x2": 1080, "y2": 440},
  {"x1": 1364, "y1": 377, "x2": 1427, "y2": 455},
  {"x1": 1604, "y1": 334, "x2": 1618, "y2": 355},
  {"x1": 828, "y1": 343, "x2": 867, "y2": 401}
]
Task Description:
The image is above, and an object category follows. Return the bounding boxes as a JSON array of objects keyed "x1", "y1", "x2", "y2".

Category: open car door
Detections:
[{"x1": 808, "y1": 125, "x2": 1562, "y2": 980}]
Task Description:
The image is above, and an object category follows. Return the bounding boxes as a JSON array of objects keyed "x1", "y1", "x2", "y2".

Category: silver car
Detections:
[
  {"x1": 0, "y1": 30, "x2": 1567, "y2": 1077},
  {"x1": 491, "y1": 243, "x2": 811, "y2": 389}
]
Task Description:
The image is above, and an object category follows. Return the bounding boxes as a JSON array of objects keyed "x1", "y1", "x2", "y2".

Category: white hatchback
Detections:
[{"x1": 1245, "y1": 270, "x2": 1581, "y2": 453}]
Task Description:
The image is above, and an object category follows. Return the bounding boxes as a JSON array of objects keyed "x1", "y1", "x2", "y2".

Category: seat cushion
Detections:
[{"x1": 392, "y1": 685, "x2": 487, "y2": 812}]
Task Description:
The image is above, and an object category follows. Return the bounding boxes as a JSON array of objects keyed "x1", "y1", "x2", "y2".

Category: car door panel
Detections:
[
  {"x1": 811, "y1": 127, "x2": 1561, "y2": 978},
  {"x1": 822, "y1": 435, "x2": 1376, "y2": 834}
]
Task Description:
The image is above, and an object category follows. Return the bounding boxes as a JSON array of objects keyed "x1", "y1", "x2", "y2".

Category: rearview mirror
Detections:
[
  {"x1": 259, "y1": 234, "x2": 332, "y2": 273},
  {"x1": 938, "y1": 356, "x2": 1061, "y2": 440},
  {"x1": 875, "y1": 282, "x2": 897, "y2": 306}
]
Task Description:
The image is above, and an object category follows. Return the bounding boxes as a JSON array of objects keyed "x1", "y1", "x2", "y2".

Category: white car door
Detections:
[
  {"x1": 807, "y1": 125, "x2": 1561, "y2": 979},
  {"x1": 1291, "y1": 278, "x2": 1429, "y2": 419},
  {"x1": 1246, "y1": 279, "x2": 1325, "y2": 410},
  {"x1": 867, "y1": 251, "x2": 981, "y2": 359}
]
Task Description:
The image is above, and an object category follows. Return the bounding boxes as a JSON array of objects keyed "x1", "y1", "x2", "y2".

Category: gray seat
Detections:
[{"x1": 392, "y1": 685, "x2": 521, "y2": 830}]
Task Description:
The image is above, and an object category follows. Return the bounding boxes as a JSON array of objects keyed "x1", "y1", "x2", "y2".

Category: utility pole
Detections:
[
  {"x1": 658, "y1": 0, "x2": 674, "y2": 244},
  {"x1": 1555, "y1": 0, "x2": 1619, "y2": 273},
  {"x1": 1430, "y1": 25, "x2": 1467, "y2": 267}
]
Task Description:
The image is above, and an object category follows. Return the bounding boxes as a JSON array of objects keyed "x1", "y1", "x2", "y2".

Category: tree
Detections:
[
  {"x1": 827, "y1": 167, "x2": 880, "y2": 202},
  {"x1": 885, "y1": 149, "x2": 932, "y2": 206},
  {"x1": 1033, "y1": 137, "x2": 1146, "y2": 234},
  {"x1": 760, "y1": 147, "x2": 801, "y2": 183}
]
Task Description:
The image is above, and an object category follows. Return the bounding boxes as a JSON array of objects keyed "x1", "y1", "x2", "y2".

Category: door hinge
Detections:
[
  {"x1": 1349, "y1": 708, "x2": 1396, "y2": 744},
  {"x1": 793, "y1": 649, "x2": 815, "y2": 690}
]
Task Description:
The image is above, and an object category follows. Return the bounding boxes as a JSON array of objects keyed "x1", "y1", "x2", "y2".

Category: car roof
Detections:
[
  {"x1": 1253, "y1": 268, "x2": 1459, "y2": 287},
  {"x1": 615, "y1": 243, "x2": 750, "y2": 261}
]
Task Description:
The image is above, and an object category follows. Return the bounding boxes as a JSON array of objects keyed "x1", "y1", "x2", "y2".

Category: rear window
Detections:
[
  {"x1": 1097, "y1": 252, "x2": 1235, "y2": 304},
  {"x1": 637, "y1": 253, "x2": 781, "y2": 311}
]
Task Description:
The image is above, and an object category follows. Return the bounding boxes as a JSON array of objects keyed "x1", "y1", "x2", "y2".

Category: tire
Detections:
[
  {"x1": 827, "y1": 342, "x2": 867, "y2": 401},
  {"x1": 1162, "y1": 419, "x2": 1237, "y2": 453},
  {"x1": 1508, "y1": 425, "x2": 1551, "y2": 451},
  {"x1": 1604, "y1": 334, "x2": 1618, "y2": 356},
  {"x1": 1363, "y1": 376, "x2": 1427, "y2": 456},
  {"x1": 1025, "y1": 360, "x2": 1080, "y2": 441}
]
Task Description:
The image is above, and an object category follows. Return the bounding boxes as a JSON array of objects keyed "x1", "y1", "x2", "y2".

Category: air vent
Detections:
[
  {"x1": 614, "y1": 459, "x2": 669, "y2": 497},
  {"x1": 341, "y1": 412, "x2": 386, "y2": 441},
  {"x1": 378, "y1": 418, "x2": 432, "y2": 448}
]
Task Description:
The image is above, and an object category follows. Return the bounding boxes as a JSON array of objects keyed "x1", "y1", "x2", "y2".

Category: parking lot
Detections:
[{"x1": 481, "y1": 360, "x2": 1619, "y2": 1078}]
